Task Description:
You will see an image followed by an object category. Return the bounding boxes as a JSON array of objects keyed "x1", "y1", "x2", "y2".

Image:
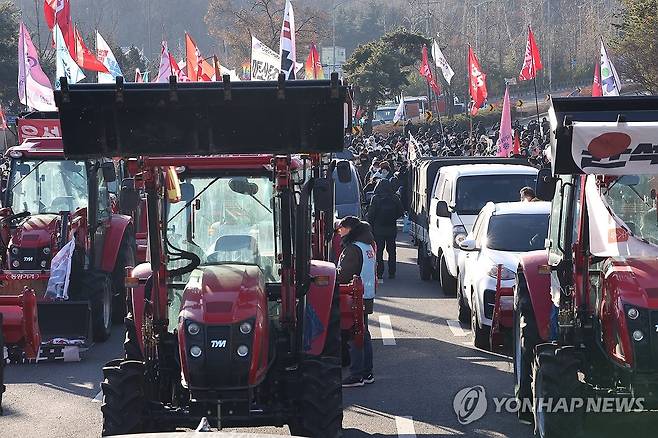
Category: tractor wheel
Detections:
[
  {"x1": 112, "y1": 229, "x2": 136, "y2": 323},
  {"x1": 457, "y1": 274, "x2": 470, "y2": 324},
  {"x1": 0, "y1": 314, "x2": 4, "y2": 416},
  {"x1": 532, "y1": 345, "x2": 584, "y2": 438},
  {"x1": 288, "y1": 356, "x2": 343, "y2": 438},
  {"x1": 321, "y1": 285, "x2": 342, "y2": 360},
  {"x1": 514, "y1": 274, "x2": 540, "y2": 423},
  {"x1": 80, "y1": 271, "x2": 113, "y2": 342},
  {"x1": 471, "y1": 290, "x2": 490, "y2": 350},
  {"x1": 124, "y1": 315, "x2": 143, "y2": 361},
  {"x1": 418, "y1": 244, "x2": 432, "y2": 281},
  {"x1": 101, "y1": 359, "x2": 147, "y2": 436},
  {"x1": 440, "y1": 255, "x2": 457, "y2": 296}
]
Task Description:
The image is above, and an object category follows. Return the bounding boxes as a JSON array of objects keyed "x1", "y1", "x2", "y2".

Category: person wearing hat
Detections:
[{"x1": 336, "y1": 216, "x2": 376, "y2": 388}]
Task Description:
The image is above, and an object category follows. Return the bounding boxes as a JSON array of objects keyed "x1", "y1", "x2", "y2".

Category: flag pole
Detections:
[
  {"x1": 529, "y1": 26, "x2": 541, "y2": 125},
  {"x1": 430, "y1": 44, "x2": 447, "y2": 149}
]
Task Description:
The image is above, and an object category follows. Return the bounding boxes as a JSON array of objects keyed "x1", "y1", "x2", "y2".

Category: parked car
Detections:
[{"x1": 457, "y1": 201, "x2": 550, "y2": 349}]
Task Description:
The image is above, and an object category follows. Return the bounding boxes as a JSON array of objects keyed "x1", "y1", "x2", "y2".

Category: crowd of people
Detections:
[{"x1": 334, "y1": 118, "x2": 550, "y2": 388}]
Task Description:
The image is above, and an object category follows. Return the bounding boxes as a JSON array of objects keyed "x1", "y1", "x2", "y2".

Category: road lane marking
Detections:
[
  {"x1": 92, "y1": 390, "x2": 103, "y2": 403},
  {"x1": 446, "y1": 320, "x2": 469, "y2": 337},
  {"x1": 457, "y1": 356, "x2": 487, "y2": 360},
  {"x1": 395, "y1": 416, "x2": 416, "y2": 437},
  {"x1": 378, "y1": 315, "x2": 396, "y2": 345}
]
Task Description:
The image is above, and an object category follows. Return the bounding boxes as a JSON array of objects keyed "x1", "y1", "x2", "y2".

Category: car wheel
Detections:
[
  {"x1": 440, "y1": 254, "x2": 457, "y2": 296},
  {"x1": 457, "y1": 273, "x2": 470, "y2": 324},
  {"x1": 471, "y1": 290, "x2": 490, "y2": 350}
]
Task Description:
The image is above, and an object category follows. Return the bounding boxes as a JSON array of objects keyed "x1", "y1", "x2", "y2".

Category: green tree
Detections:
[
  {"x1": 0, "y1": 1, "x2": 20, "y2": 111},
  {"x1": 614, "y1": 0, "x2": 658, "y2": 93},
  {"x1": 343, "y1": 28, "x2": 429, "y2": 133}
]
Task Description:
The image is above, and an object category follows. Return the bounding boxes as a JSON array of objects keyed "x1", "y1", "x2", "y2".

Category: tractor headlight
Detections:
[
  {"x1": 627, "y1": 307, "x2": 639, "y2": 320},
  {"x1": 43, "y1": 247, "x2": 51, "y2": 255},
  {"x1": 11, "y1": 260, "x2": 19, "y2": 268},
  {"x1": 10, "y1": 247, "x2": 18, "y2": 255},
  {"x1": 237, "y1": 345, "x2": 249, "y2": 357},
  {"x1": 190, "y1": 345, "x2": 203, "y2": 358},
  {"x1": 239, "y1": 321, "x2": 252, "y2": 335},
  {"x1": 40, "y1": 260, "x2": 47, "y2": 268},
  {"x1": 487, "y1": 265, "x2": 516, "y2": 280},
  {"x1": 633, "y1": 330, "x2": 644, "y2": 342},
  {"x1": 187, "y1": 322, "x2": 201, "y2": 336}
]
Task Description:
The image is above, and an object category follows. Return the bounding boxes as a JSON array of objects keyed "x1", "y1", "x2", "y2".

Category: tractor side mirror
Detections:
[
  {"x1": 535, "y1": 168, "x2": 557, "y2": 201},
  {"x1": 336, "y1": 161, "x2": 353, "y2": 184},
  {"x1": 229, "y1": 177, "x2": 259, "y2": 196},
  {"x1": 101, "y1": 162, "x2": 117, "y2": 183},
  {"x1": 180, "y1": 183, "x2": 195, "y2": 203},
  {"x1": 118, "y1": 178, "x2": 140, "y2": 212},
  {"x1": 313, "y1": 177, "x2": 333, "y2": 211},
  {"x1": 436, "y1": 200, "x2": 451, "y2": 218}
]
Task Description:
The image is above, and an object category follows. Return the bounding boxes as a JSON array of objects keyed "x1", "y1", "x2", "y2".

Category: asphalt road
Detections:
[{"x1": 5, "y1": 232, "x2": 651, "y2": 437}]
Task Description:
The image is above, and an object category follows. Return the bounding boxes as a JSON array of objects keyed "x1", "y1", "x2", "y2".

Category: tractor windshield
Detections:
[
  {"x1": 165, "y1": 175, "x2": 279, "y2": 282},
  {"x1": 8, "y1": 159, "x2": 88, "y2": 214},
  {"x1": 600, "y1": 175, "x2": 658, "y2": 245}
]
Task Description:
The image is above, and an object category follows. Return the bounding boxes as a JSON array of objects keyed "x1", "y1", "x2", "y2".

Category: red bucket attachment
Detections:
[{"x1": 0, "y1": 287, "x2": 41, "y2": 359}]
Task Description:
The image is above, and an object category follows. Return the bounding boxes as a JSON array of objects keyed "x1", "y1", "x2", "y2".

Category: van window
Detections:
[{"x1": 455, "y1": 174, "x2": 537, "y2": 215}]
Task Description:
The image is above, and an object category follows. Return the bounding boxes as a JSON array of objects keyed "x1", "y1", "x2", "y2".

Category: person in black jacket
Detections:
[{"x1": 367, "y1": 179, "x2": 404, "y2": 279}]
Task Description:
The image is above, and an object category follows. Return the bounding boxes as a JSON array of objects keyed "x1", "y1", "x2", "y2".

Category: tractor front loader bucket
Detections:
[{"x1": 36, "y1": 301, "x2": 90, "y2": 345}]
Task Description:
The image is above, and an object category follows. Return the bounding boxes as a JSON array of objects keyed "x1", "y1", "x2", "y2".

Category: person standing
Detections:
[
  {"x1": 336, "y1": 216, "x2": 376, "y2": 388},
  {"x1": 367, "y1": 179, "x2": 404, "y2": 280}
]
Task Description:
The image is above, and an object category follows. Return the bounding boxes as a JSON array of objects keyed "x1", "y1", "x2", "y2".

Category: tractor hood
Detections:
[
  {"x1": 179, "y1": 264, "x2": 267, "y2": 326},
  {"x1": 10, "y1": 214, "x2": 59, "y2": 249},
  {"x1": 603, "y1": 257, "x2": 658, "y2": 309}
]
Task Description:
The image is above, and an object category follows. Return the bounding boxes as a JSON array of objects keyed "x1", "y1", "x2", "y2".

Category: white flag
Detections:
[
  {"x1": 279, "y1": 0, "x2": 296, "y2": 79},
  {"x1": 600, "y1": 39, "x2": 621, "y2": 97},
  {"x1": 431, "y1": 39, "x2": 454, "y2": 85},
  {"x1": 251, "y1": 36, "x2": 281, "y2": 81},
  {"x1": 155, "y1": 41, "x2": 172, "y2": 83},
  {"x1": 393, "y1": 94, "x2": 405, "y2": 124},
  {"x1": 55, "y1": 24, "x2": 85, "y2": 89},
  {"x1": 18, "y1": 22, "x2": 56, "y2": 111},
  {"x1": 96, "y1": 31, "x2": 123, "y2": 83}
]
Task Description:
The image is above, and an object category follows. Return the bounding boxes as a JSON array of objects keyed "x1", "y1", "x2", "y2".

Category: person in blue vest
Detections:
[{"x1": 336, "y1": 216, "x2": 376, "y2": 388}]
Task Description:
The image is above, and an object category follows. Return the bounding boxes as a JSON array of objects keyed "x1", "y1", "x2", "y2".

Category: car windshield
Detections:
[
  {"x1": 601, "y1": 175, "x2": 658, "y2": 245},
  {"x1": 486, "y1": 213, "x2": 549, "y2": 252},
  {"x1": 455, "y1": 174, "x2": 537, "y2": 215},
  {"x1": 165, "y1": 175, "x2": 280, "y2": 282},
  {"x1": 9, "y1": 159, "x2": 88, "y2": 214}
]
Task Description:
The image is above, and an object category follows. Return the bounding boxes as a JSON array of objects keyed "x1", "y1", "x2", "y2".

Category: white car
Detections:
[
  {"x1": 457, "y1": 201, "x2": 550, "y2": 349},
  {"x1": 428, "y1": 164, "x2": 538, "y2": 295}
]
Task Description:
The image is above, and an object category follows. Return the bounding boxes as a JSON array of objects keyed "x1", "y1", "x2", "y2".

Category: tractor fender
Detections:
[
  {"x1": 99, "y1": 214, "x2": 133, "y2": 273},
  {"x1": 518, "y1": 250, "x2": 553, "y2": 341},
  {"x1": 305, "y1": 260, "x2": 337, "y2": 356},
  {"x1": 128, "y1": 262, "x2": 152, "y2": 356}
]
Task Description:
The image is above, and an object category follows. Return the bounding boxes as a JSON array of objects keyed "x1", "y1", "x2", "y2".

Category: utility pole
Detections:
[
  {"x1": 547, "y1": 0, "x2": 552, "y2": 93},
  {"x1": 33, "y1": 0, "x2": 42, "y2": 54}
]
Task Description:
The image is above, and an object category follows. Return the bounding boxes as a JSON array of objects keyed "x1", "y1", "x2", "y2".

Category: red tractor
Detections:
[
  {"x1": 513, "y1": 97, "x2": 658, "y2": 437},
  {"x1": 0, "y1": 134, "x2": 136, "y2": 350},
  {"x1": 56, "y1": 75, "x2": 355, "y2": 436}
]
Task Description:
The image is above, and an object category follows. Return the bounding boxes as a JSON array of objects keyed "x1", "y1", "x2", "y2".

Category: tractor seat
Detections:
[
  {"x1": 50, "y1": 196, "x2": 75, "y2": 213},
  {"x1": 208, "y1": 234, "x2": 259, "y2": 265}
]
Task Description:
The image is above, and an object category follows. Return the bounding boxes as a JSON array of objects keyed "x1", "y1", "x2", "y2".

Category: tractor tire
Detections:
[
  {"x1": 321, "y1": 285, "x2": 342, "y2": 360},
  {"x1": 471, "y1": 290, "x2": 490, "y2": 350},
  {"x1": 514, "y1": 274, "x2": 540, "y2": 423},
  {"x1": 418, "y1": 244, "x2": 432, "y2": 281},
  {"x1": 288, "y1": 356, "x2": 343, "y2": 438},
  {"x1": 440, "y1": 254, "x2": 457, "y2": 296},
  {"x1": 112, "y1": 229, "x2": 136, "y2": 323},
  {"x1": 80, "y1": 271, "x2": 113, "y2": 343},
  {"x1": 101, "y1": 359, "x2": 147, "y2": 436},
  {"x1": 124, "y1": 315, "x2": 143, "y2": 361},
  {"x1": 457, "y1": 274, "x2": 470, "y2": 324},
  {"x1": 0, "y1": 314, "x2": 4, "y2": 416},
  {"x1": 532, "y1": 345, "x2": 584, "y2": 438}
]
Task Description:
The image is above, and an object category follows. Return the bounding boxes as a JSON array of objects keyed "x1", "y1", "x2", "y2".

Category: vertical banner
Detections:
[{"x1": 251, "y1": 36, "x2": 281, "y2": 81}]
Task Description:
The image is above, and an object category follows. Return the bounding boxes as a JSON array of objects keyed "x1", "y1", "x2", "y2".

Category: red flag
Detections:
[
  {"x1": 419, "y1": 45, "x2": 441, "y2": 95},
  {"x1": 468, "y1": 46, "x2": 487, "y2": 116},
  {"x1": 304, "y1": 43, "x2": 324, "y2": 79},
  {"x1": 44, "y1": 0, "x2": 64, "y2": 29},
  {"x1": 519, "y1": 26, "x2": 543, "y2": 81},
  {"x1": 512, "y1": 130, "x2": 521, "y2": 155},
  {"x1": 185, "y1": 33, "x2": 203, "y2": 82},
  {"x1": 0, "y1": 104, "x2": 7, "y2": 130},
  {"x1": 73, "y1": 27, "x2": 109, "y2": 73},
  {"x1": 169, "y1": 54, "x2": 191, "y2": 82},
  {"x1": 592, "y1": 61, "x2": 603, "y2": 97},
  {"x1": 45, "y1": 0, "x2": 74, "y2": 51}
]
